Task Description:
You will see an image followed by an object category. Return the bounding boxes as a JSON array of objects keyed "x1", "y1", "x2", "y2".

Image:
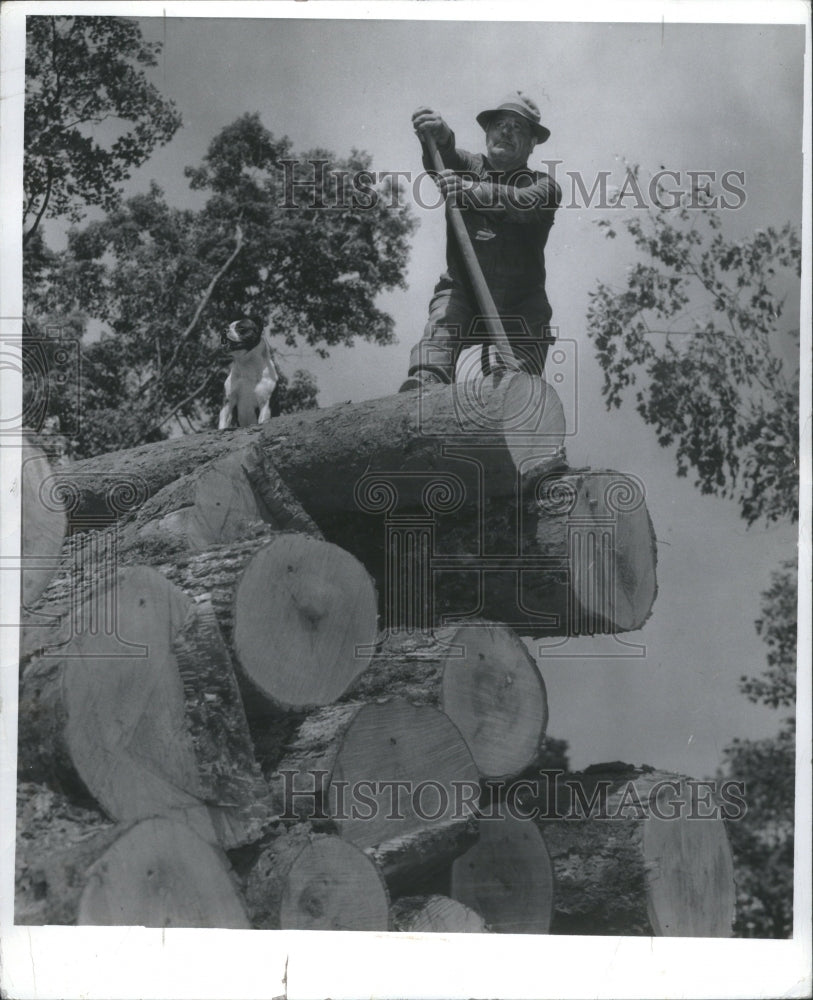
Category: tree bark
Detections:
[
  {"x1": 270, "y1": 698, "x2": 480, "y2": 850},
  {"x1": 535, "y1": 764, "x2": 736, "y2": 936},
  {"x1": 391, "y1": 894, "x2": 488, "y2": 933},
  {"x1": 48, "y1": 388, "x2": 656, "y2": 637},
  {"x1": 38, "y1": 531, "x2": 378, "y2": 712},
  {"x1": 239, "y1": 823, "x2": 390, "y2": 930},
  {"x1": 18, "y1": 565, "x2": 271, "y2": 849},
  {"x1": 346, "y1": 623, "x2": 549, "y2": 780},
  {"x1": 118, "y1": 442, "x2": 322, "y2": 562},
  {"x1": 366, "y1": 816, "x2": 480, "y2": 896},
  {"x1": 432, "y1": 468, "x2": 658, "y2": 635},
  {"x1": 15, "y1": 786, "x2": 249, "y2": 928},
  {"x1": 56, "y1": 376, "x2": 565, "y2": 521},
  {"x1": 450, "y1": 812, "x2": 554, "y2": 934}
]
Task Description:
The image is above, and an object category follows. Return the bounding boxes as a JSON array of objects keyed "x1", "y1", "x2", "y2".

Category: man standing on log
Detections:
[{"x1": 400, "y1": 91, "x2": 561, "y2": 391}]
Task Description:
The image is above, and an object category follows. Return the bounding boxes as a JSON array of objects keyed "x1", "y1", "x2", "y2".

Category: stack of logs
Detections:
[{"x1": 15, "y1": 379, "x2": 736, "y2": 934}]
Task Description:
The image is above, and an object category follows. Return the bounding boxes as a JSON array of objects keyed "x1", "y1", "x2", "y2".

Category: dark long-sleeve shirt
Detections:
[{"x1": 422, "y1": 131, "x2": 561, "y2": 298}]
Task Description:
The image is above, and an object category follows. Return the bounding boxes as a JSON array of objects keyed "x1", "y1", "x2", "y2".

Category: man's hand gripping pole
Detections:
[{"x1": 425, "y1": 134, "x2": 520, "y2": 372}]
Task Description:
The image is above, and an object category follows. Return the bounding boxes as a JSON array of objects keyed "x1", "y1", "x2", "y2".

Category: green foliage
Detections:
[
  {"x1": 718, "y1": 560, "x2": 796, "y2": 937},
  {"x1": 24, "y1": 16, "x2": 181, "y2": 243},
  {"x1": 275, "y1": 369, "x2": 319, "y2": 415},
  {"x1": 183, "y1": 113, "x2": 416, "y2": 354},
  {"x1": 27, "y1": 113, "x2": 416, "y2": 457},
  {"x1": 747, "y1": 559, "x2": 798, "y2": 709},
  {"x1": 588, "y1": 169, "x2": 800, "y2": 938},
  {"x1": 587, "y1": 168, "x2": 800, "y2": 526},
  {"x1": 720, "y1": 719, "x2": 795, "y2": 938}
]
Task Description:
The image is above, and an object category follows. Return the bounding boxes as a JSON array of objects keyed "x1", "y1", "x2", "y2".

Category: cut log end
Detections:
[
  {"x1": 643, "y1": 788, "x2": 735, "y2": 937},
  {"x1": 77, "y1": 817, "x2": 250, "y2": 928},
  {"x1": 281, "y1": 837, "x2": 390, "y2": 931},
  {"x1": 243, "y1": 827, "x2": 390, "y2": 931},
  {"x1": 441, "y1": 623, "x2": 548, "y2": 778},
  {"x1": 329, "y1": 699, "x2": 480, "y2": 850},
  {"x1": 451, "y1": 814, "x2": 554, "y2": 934},
  {"x1": 234, "y1": 534, "x2": 378, "y2": 709},
  {"x1": 531, "y1": 469, "x2": 658, "y2": 635}
]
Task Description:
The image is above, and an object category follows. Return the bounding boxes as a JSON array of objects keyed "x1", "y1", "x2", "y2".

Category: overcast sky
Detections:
[{"x1": 41, "y1": 14, "x2": 807, "y2": 776}]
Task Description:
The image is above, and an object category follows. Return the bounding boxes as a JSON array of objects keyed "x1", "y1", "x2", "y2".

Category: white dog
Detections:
[{"x1": 218, "y1": 319, "x2": 280, "y2": 429}]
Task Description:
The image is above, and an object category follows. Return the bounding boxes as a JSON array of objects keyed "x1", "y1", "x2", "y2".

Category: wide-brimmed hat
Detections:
[{"x1": 476, "y1": 91, "x2": 550, "y2": 144}]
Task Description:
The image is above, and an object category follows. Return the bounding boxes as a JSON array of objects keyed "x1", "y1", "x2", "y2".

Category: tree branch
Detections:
[
  {"x1": 23, "y1": 162, "x2": 53, "y2": 246},
  {"x1": 151, "y1": 223, "x2": 244, "y2": 389},
  {"x1": 147, "y1": 368, "x2": 219, "y2": 435}
]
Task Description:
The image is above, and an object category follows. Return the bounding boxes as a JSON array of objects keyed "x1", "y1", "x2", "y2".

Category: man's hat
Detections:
[{"x1": 476, "y1": 91, "x2": 550, "y2": 144}]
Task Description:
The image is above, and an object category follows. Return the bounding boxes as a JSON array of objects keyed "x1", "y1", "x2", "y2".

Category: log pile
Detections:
[{"x1": 15, "y1": 379, "x2": 734, "y2": 935}]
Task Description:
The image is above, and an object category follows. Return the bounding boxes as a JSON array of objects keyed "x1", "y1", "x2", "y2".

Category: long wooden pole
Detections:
[{"x1": 425, "y1": 135, "x2": 519, "y2": 369}]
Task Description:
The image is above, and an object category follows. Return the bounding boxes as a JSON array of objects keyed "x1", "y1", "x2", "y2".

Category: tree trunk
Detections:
[
  {"x1": 270, "y1": 698, "x2": 480, "y2": 849},
  {"x1": 240, "y1": 823, "x2": 390, "y2": 930},
  {"x1": 119, "y1": 442, "x2": 322, "y2": 562},
  {"x1": 536, "y1": 764, "x2": 736, "y2": 936},
  {"x1": 123, "y1": 532, "x2": 377, "y2": 712},
  {"x1": 347, "y1": 623, "x2": 548, "y2": 780},
  {"x1": 52, "y1": 388, "x2": 655, "y2": 638},
  {"x1": 18, "y1": 565, "x2": 270, "y2": 849},
  {"x1": 15, "y1": 786, "x2": 249, "y2": 928},
  {"x1": 367, "y1": 816, "x2": 480, "y2": 896},
  {"x1": 433, "y1": 469, "x2": 658, "y2": 635},
  {"x1": 450, "y1": 812, "x2": 554, "y2": 934},
  {"x1": 77, "y1": 817, "x2": 250, "y2": 927},
  {"x1": 391, "y1": 894, "x2": 488, "y2": 933},
  {"x1": 57, "y1": 377, "x2": 565, "y2": 522}
]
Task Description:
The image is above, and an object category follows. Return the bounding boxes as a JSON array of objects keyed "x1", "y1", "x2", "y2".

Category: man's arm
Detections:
[{"x1": 464, "y1": 173, "x2": 562, "y2": 224}]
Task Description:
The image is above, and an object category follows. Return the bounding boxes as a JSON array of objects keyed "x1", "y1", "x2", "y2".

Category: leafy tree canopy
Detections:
[
  {"x1": 587, "y1": 167, "x2": 801, "y2": 938},
  {"x1": 587, "y1": 167, "x2": 801, "y2": 526},
  {"x1": 24, "y1": 16, "x2": 182, "y2": 244},
  {"x1": 719, "y1": 560, "x2": 797, "y2": 938},
  {"x1": 30, "y1": 114, "x2": 416, "y2": 456}
]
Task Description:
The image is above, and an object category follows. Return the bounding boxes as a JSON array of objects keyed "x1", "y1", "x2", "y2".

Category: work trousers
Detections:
[{"x1": 408, "y1": 280, "x2": 554, "y2": 382}]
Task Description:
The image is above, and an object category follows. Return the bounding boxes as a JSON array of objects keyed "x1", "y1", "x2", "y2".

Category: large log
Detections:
[
  {"x1": 450, "y1": 812, "x2": 554, "y2": 934},
  {"x1": 367, "y1": 816, "x2": 479, "y2": 896},
  {"x1": 118, "y1": 442, "x2": 322, "y2": 562},
  {"x1": 239, "y1": 823, "x2": 390, "y2": 930},
  {"x1": 32, "y1": 532, "x2": 379, "y2": 712},
  {"x1": 347, "y1": 623, "x2": 549, "y2": 780},
  {"x1": 432, "y1": 468, "x2": 658, "y2": 635},
  {"x1": 15, "y1": 785, "x2": 249, "y2": 927},
  {"x1": 534, "y1": 764, "x2": 737, "y2": 936},
  {"x1": 78, "y1": 817, "x2": 251, "y2": 928},
  {"x1": 271, "y1": 699, "x2": 480, "y2": 852},
  {"x1": 18, "y1": 565, "x2": 270, "y2": 849},
  {"x1": 154, "y1": 533, "x2": 378, "y2": 711},
  {"x1": 55, "y1": 376, "x2": 566, "y2": 521},
  {"x1": 50, "y1": 386, "x2": 656, "y2": 636}
]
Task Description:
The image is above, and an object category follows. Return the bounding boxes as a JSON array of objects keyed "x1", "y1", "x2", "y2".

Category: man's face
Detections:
[{"x1": 485, "y1": 112, "x2": 536, "y2": 170}]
